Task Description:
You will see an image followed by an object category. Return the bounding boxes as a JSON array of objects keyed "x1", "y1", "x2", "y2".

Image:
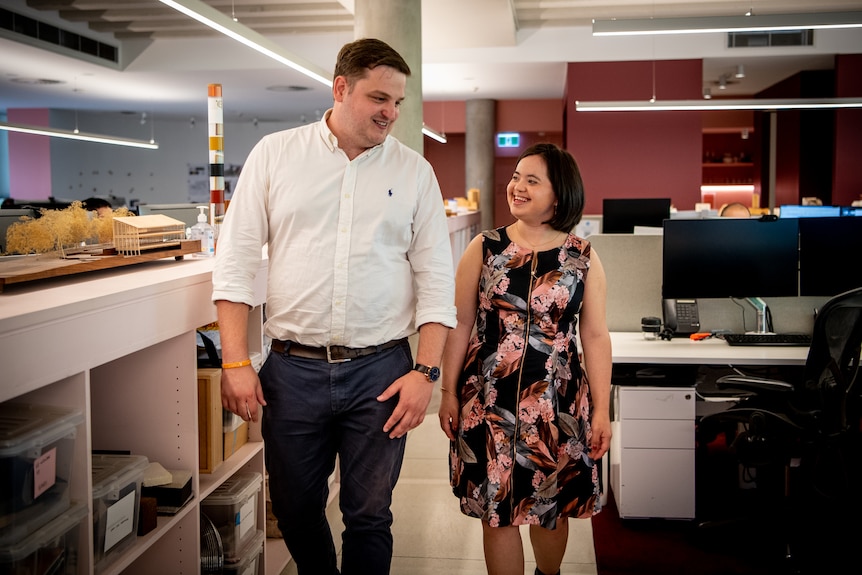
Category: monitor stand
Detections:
[{"x1": 744, "y1": 297, "x2": 773, "y2": 334}]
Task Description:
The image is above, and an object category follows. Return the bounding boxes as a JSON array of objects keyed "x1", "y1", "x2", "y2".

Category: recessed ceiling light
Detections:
[
  {"x1": 266, "y1": 85, "x2": 311, "y2": 92},
  {"x1": 10, "y1": 78, "x2": 65, "y2": 85}
]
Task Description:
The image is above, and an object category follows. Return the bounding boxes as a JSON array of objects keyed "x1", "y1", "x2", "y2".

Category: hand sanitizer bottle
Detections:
[{"x1": 190, "y1": 205, "x2": 215, "y2": 258}]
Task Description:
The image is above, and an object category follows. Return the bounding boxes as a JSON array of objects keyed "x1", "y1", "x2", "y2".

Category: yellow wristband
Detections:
[{"x1": 222, "y1": 359, "x2": 252, "y2": 369}]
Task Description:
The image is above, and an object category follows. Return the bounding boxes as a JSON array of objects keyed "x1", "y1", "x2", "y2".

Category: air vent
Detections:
[
  {"x1": 0, "y1": 7, "x2": 117, "y2": 64},
  {"x1": 728, "y1": 29, "x2": 814, "y2": 48}
]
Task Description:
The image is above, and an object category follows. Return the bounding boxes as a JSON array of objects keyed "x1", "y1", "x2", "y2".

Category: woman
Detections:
[{"x1": 438, "y1": 143, "x2": 612, "y2": 575}]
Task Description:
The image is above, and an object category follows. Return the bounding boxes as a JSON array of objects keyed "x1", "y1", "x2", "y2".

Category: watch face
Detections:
[{"x1": 428, "y1": 366, "x2": 441, "y2": 382}]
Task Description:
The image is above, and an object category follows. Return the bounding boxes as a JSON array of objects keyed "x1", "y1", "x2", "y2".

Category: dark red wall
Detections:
[
  {"x1": 565, "y1": 60, "x2": 704, "y2": 215},
  {"x1": 834, "y1": 54, "x2": 862, "y2": 205}
]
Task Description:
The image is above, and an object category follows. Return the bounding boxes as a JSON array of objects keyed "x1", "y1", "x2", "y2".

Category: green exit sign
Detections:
[{"x1": 497, "y1": 132, "x2": 520, "y2": 148}]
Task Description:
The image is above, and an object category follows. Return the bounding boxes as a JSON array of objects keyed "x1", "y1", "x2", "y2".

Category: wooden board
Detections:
[{"x1": 0, "y1": 240, "x2": 202, "y2": 292}]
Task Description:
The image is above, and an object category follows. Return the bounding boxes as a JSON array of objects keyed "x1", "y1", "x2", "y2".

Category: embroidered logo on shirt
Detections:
[{"x1": 388, "y1": 189, "x2": 393, "y2": 197}]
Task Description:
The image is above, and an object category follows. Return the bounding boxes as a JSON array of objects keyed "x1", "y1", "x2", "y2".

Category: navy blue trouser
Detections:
[{"x1": 259, "y1": 341, "x2": 412, "y2": 575}]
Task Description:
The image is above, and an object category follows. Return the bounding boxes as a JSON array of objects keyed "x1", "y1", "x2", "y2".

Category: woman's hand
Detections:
[{"x1": 438, "y1": 388, "x2": 460, "y2": 441}]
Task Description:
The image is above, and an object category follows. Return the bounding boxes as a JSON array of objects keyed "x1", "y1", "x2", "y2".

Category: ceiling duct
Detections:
[
  {"x1": 728, "y1": 29, "x2": 814, "y2": 48},
  {"x1": 0, "y1": 6, "x2": 118, "y2": 67}
]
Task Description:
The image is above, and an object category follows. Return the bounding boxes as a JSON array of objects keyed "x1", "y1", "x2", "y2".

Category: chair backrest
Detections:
[{"x1": 802, "y1": 286, "x2": 862, "y2": 435}]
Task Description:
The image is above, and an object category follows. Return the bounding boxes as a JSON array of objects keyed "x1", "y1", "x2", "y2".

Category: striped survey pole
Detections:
[{"x1": 207, "y1": 83, "x2": 225, "y2": 239}]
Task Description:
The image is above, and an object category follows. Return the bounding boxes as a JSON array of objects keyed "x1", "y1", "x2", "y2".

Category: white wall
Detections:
[{"x1": 44, "y1": 110, "x2": 304, "y2": 206}]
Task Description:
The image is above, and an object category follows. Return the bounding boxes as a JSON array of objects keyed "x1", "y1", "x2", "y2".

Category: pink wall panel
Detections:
[{"x1": 7, "y1": 109, "x2": 52, "y2": 200}]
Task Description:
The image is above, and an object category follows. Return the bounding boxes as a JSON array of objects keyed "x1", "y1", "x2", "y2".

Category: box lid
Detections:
[
  {"x1": 0, "y1": 403, "x2": 84, "y2": 457},
  {"x1": 0, "y1": 501, "x2": 88, "y2": 562},
  {"x1": 202, "y1": 471, "x2": 262, "y2": 506},
  {"x1": 91, "y1": 454, "x2": 150, "y2": 499},
  {"x1": 225, "y1": 529, "x2": 264, "y2": 567}
]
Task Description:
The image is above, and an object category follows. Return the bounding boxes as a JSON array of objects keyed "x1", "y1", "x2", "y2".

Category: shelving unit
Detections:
[{"x1": 0, "y1": 255, "x2": 287, "y2": 574}]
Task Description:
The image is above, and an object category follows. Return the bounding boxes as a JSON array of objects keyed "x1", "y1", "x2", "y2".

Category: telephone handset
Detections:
[{"x1": 662, "y1": 298, "x2": 701, "y2": 336}]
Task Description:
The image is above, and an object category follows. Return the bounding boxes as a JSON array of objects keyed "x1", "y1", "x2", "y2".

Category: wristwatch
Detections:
[{"x1": 413, "y1": 363, "x2": 441, "y2": 382}]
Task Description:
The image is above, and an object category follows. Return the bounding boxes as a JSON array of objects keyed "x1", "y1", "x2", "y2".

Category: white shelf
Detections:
[{"x1": 0, "y1": 255, "x2": 284, "y2": 573}]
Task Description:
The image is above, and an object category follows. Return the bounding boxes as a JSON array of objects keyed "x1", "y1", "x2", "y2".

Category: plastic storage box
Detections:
[
  {"x1": 201, "y1": 471, "x2": 262, "y2": 560},
  {"x1": 0, "y1": 403, "x2": 84, "y2": 546},
  {"x1": 91, "y1": 453, "x2": 149, "y2": 573},
  {"x1": 223, "y1": 529, "x2": 264, "y2": 575},
  {"x1": 0, "y1": 501, "x2": 88, "y2": 575}
]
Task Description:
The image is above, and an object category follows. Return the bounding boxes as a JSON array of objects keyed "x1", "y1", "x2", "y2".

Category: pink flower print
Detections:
[
  {"x1": 479, "y1": 290, "x2": 491, "y2": 310},
  {"x1": 486, "y1": 387, "x2": 498, "y2": 407},
  {"x1": 461, "y1": 399, "x2": 485, "y2": 431},
  {"x1": 538, "y1": 398, "x2": 555, "y2": 423},
  {"x1": 520, "y1": 401, "x2": 540, "y2": 424},
  {"x1": 493, "y1": 276, "x2": 510, "y2": 295},
  {"x1": 553, "y1": 285, "x2": 570, "y2": 310},
  {"x1": 489, "y1": 513, "x2": 500, "y2": 527},
  {"x1": 532, "y1": 470, "x2": 547, "y2": 489}
]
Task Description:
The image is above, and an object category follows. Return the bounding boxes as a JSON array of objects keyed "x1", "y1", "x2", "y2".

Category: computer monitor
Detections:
[
  {"x1": 662, "y1": 217, "x2": 800, "y2": 300},
  {"x1": 0, "y1": 209, "x2": 38, "y2": 254},
  {"x1": 602, "y1": 198, "x2": 671, "y2": 234},
  {"x1": 779, "y1": 205, "x2": 842, "y2": 218},
  {"x1": 799, "y1": 217, "x2": 862, "y2": 297},
  {"x1": 137, "y1": 203, "x2": 204, "y2": 229}
]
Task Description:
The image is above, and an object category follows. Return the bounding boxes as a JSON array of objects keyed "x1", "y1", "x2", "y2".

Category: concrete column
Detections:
[
  {"x1": 465, "y1": 99, "x2": 496, "y2": 230},
  {"x1": 354, "y1": 0, "x2": 423, "y2": 154}
]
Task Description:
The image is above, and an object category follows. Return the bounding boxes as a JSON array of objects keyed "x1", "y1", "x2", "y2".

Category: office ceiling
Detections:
[{"x1": 1, "y1": 0, "x2": 861, "y2": 125}]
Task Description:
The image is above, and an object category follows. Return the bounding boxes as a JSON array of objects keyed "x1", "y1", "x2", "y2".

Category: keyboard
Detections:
[{"x1": 722, "y1": 333, "x2": 812, "y2": 347}]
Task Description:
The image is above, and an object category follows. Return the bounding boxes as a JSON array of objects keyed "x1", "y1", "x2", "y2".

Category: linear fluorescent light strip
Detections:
[
  {"x1": 593, "y1": 11, "x2": 862, "y2": 36},
  {"x1": 0, "y1": 121, "x2": 159, "y2": 149},
  {"x1": 574, "y1": 98, "x2": 862, "y2": 112},
  {"x1": 422, "y1": 124, "x2": 447, "y2": 144},
  {"x1": 158, "y1": 0, "x2": 332, "y2": 88}
]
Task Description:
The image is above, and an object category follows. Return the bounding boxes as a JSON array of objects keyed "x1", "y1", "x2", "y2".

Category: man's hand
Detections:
[
  {"x1": 221, "y1": 366, "x2": 267, "y2": 423},
  {"x1": 377, "y1": 370, "x2": 434, "y2": 439}
]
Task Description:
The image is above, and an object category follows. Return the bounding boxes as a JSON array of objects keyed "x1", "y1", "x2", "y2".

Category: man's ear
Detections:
[{"x1": 332, "y1": 76, "x2": 348, "y2": 102}]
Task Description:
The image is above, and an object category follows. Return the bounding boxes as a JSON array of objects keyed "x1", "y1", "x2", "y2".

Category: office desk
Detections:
[
  {"x1": 610, "y1": 332, "x2": 808, "y2": 366},
  {"x1": 608, "y1": 332, "x2": 808, "y2": 519}
]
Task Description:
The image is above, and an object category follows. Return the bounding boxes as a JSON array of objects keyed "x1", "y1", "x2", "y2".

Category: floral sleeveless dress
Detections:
[{"x1": 449, "y1": 226, "x2": 601, "y2": 528}]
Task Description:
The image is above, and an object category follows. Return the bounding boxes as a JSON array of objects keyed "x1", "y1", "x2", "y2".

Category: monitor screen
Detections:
[
  {"x1": 602, "y1": 198, "x2": 671, "y2": 234},
  {"x1": 799, "y1": 217, "x2": 862, "y2": 297},
  {"x1": 662, "y1": 217, "x2": 800, "y2": 299},
  {"x1": 779, "y1": 205, "x2": 842, "y2": 218}
]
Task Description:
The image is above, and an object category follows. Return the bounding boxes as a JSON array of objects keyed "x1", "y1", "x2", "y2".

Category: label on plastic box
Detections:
[
  {"x1": 33, "y1": 446, "x2": 57, "y2": 499},
  {"x1": 105, "y1": 490, "x2": 136, "y2": 552},
  {"x1": 238, "y1": 497, "x2": 255, "y2": 541}
]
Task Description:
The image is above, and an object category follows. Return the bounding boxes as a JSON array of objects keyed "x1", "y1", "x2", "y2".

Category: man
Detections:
[
  {"x1": 211, "y1": 38, "x2": 456, "y2": 575},
  {"x1": 719, "y1": 202, "x2": 751, "y2": 217}
]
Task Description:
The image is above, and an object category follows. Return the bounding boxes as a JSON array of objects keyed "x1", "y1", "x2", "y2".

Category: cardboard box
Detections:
[
  {"x1": 224, "y1": 421, "x2": 248, "y2": 460},
  {"x1": 198, "y1": 368, "x2": 223, "y2": 474}
]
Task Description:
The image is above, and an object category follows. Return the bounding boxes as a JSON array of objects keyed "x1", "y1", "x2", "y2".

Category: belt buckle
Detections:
[{"x1": 326, "y1": 345, "x2": 351, "y2": 364}]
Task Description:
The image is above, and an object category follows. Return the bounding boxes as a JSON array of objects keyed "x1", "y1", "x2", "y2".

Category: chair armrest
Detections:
[{"x1": 716, "y1": 374, "x2": 794, "y2": 394}]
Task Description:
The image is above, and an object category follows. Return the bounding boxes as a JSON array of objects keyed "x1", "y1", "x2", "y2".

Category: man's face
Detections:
[{"x1": 332, "y1": 65, "x2": 406, "y2": 155}]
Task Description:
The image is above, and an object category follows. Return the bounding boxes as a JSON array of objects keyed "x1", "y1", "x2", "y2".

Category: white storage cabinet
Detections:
[{"x1": 610, "y1": 385, "x2": 696, "y2": 519}]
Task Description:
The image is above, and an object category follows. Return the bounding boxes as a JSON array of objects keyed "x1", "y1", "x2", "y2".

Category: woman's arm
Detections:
[
  {"x1": 578, "y1": 248, "x2": 613, "y2": 460},
  {"x1": 438, "y1": 233, "x2": 484, "y2": 440}
]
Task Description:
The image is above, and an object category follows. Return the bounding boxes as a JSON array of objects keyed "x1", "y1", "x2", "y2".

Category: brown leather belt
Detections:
[{"x1": 270, "y1": 338, "x2": 407, "y2": 363}]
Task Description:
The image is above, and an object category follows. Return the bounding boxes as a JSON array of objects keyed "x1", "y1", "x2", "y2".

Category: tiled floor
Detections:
[{"x1": 280, "y1": 392, "x2": 599, "y2": 575}]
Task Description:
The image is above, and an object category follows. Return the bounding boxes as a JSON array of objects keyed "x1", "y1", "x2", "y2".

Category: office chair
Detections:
[{"x1": 696, "y1": 286, "x2": 862, "y2": 574}]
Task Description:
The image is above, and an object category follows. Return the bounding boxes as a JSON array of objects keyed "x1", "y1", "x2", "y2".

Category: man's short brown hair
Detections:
[{"x1": 333, "y1": 38, "x2": 411, "y2": 86}]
